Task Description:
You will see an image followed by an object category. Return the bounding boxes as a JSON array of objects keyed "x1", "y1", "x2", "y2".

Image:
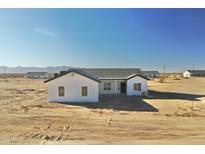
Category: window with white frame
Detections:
[
  {"x1": 133, "y1": 83, "x2": 141, "y2": 91},
  {"x1": 81, "y1": 86, "x2": 88, "y2": 96},
  {"x1": 104, "y1": 83, "x2": 111, "y2": 90},
  {"x1": 58, "y1": 86, "x2": 65, "y2": 96}
]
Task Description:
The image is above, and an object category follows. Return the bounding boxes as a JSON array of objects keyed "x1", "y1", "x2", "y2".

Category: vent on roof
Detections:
[
  {"x1": 54, "y1": 73, "x2": 58, "y2": 78},
  {"x1": 60, "y1": 71, "x2": 68, "y2": 75},
  {"x1": 71, "y1": 72, "x2": 75, "y2": 77}
]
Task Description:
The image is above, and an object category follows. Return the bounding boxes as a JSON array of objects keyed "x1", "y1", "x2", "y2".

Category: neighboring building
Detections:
[
  {"x1": 25, "y1": 72, "x2": 49, "y2": 79},
  {"x1": 44, "y1": 68, "x2": 149, "y2": 103},
  {"x1": 48, "y1": 73, "x2": 55, "y2": 79},
  {"x1": 183, "y1": 70, "x2": 205, "y2": 78},
  {"x1": 142, "y1": 71, "x2": 160, "y2": 78}
]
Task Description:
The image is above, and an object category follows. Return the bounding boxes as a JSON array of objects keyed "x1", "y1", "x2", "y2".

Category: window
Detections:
[
  {"x1": 104, "y1": 83, "x2": 111, "y2": 90},
  {"x1": 58, "y1": 86, "x2": 64, "y2": 97},
  {"x1": 81, "y1": 86, "x2": 88, "y2": 96},
  {"x1": 133, "y1": 83, "x2": 141, "y2": 91}
]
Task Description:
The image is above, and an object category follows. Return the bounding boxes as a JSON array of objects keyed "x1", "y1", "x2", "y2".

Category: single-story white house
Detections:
[
  {"x1": 25, "y1": 72, "x2": 49, "y2": 79},
  {"x1": 44, "y1": 68, "x2": 150, "y2": 103},
  {"x1": 183, "y1": 70, "x2": 205, "y2": 78}
]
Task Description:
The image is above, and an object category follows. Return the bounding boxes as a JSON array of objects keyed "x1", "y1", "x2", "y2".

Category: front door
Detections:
[{"x1": 120, "y1": 82, "x2": 126, "y2": 93}]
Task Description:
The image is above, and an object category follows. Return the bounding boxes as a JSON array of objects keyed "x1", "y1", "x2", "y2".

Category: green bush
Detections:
[{"x1": 142, "y1": 91, "x2": 147, "y2": 97}]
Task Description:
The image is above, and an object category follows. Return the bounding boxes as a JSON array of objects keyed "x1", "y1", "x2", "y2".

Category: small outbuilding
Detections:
[
  {"x1": 142, "y1": 71, "x2": 160, "y2": 78},
  {"x1": 25, "y1": 72, "x2": 49, "y2": 79},
  {"x1": 183, "y1": 70, "x2": 205, "y2": 78}
]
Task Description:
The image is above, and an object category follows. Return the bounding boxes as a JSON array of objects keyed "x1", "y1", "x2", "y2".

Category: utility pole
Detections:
[
  {"x1": 3, "y1": 65, "x2": 6, "y2": 79},
  {"x1": 192, "y1": 64, "x2": 195, "y2": 108},
  {"x1": 192, "y1": 64, "x2": 195, "y2": 77},
  {"x1": 163, "y1": 64, "x2": 166, "y2": 73}
]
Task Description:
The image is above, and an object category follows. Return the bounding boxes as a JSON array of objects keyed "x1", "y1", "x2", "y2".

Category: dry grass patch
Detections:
[{"x1": 0, "y1": 77, "x2": 205, "y2": 144}]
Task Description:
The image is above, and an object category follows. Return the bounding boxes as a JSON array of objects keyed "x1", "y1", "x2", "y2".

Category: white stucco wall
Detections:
[
  {"x1": 46, "y1": 72, "x2": 99, "y2": 102},
  {"x1": 183, "y1": 71, "x2": 191, "y2": 78},
  {"x1": 126, "y1": 76, "x2": 148, "y2": 96}
]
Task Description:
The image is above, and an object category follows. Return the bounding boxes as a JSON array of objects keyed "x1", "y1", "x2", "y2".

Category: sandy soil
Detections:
[{"x1": 0, "y1": 77, "x2": 205, "y2": 144}]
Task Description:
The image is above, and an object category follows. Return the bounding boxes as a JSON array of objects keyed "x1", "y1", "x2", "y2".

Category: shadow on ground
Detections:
[
  {"x1": 56, "y1": 95, "x2": 159, "y2": 112},
  {"x1": 148, "y1": 90, "x2": 205, "y2": 101},
  {"x1": 54, "y1": 91, "x2": 205, "y2": 112}
]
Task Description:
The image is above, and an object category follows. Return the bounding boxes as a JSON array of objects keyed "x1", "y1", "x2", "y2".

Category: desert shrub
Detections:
[
  {"x1": 174, "y1": 75, "x2": 182, "y2": 80},
  {"x1": 159, "y1": 73, "x2": 168, "y2": 83},
  {"x1": 20, "y1": 104, "x2": 29, "y2": 112},
  {"x1": 170, "y1": 73, "x2": 182, "y2": 80},
  {"x1": 22, "y1": 89, "x2": 36, "y2": 92},
  {"x1": 160, "y1": 73, "x2": 169, "y2": 78},
  {"x1": 159, "y1": 77, "x2": 166, "y2": 83},
  {"x1": 142, "y1": 91, "x2": 147, "y2": 97},
  {"x1": 165, "y1": 114, "x2": 172, "y2": 117},
  {"x1": 7, "y1": 88, "x2": 24, "y2": 94},
  {"x1": 15, "y1": 89, "x2": 25, "y2": 94}
]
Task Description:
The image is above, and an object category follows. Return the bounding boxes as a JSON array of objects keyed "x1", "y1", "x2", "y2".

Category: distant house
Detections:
[
  {"x1": 25, "y1": 72, "x2": 49, "y2": 79},
  {"x1": 44, "y1": 68, "x2": 149, "y2": 103},
  {"x1": 142, "y1": 71, "x2": 160, "y2": 78},
  {"x1": 183, "y1": 70, "x2": 205, "y2": 78}
]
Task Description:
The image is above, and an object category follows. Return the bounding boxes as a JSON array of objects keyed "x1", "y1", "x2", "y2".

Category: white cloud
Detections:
[{"x1": 33, "y1": 27, "x2": 62, "y2": 39}]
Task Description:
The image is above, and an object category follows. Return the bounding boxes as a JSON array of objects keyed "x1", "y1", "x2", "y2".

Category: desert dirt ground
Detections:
[{"x1": 0, "y1": 77, "x2": 205, "y2": 144}]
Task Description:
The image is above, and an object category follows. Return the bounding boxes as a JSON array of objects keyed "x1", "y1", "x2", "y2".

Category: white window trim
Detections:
[
  {"x1": 133, "y1": 83, "x2": 141, "y2": 91},
  {"x1": 58, "y1": 86, "x2": 65, "y2": 97},
  {"x1": 81, "y1": 86, "x2": 88, "y2": 96},
  {"x1": 104, "y1": 82, "x2": 111, "y2": 90}
]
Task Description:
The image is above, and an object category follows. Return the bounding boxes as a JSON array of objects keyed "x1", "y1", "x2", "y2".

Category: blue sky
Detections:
[{"x1": 0, "y1": 9, "x2": 205, "y2": 72}]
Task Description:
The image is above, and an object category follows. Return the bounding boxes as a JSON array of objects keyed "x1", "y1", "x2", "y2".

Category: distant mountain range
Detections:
[{"x1": 0, "y1": 66, "x2": 75, "y2": 73}]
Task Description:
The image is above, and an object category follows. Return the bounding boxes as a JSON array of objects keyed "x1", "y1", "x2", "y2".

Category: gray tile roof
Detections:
[
  {"x1": 26, "y1": 72, "x2": 48, "y2": 75},
  {"x1": 79, "y1": 68, "x2": 143, "y2": 79},
  {"x1": 44, "y1": 68, "x2": 149, "y2": 83},
  {"x1": 44, "y1": 69, "x2": 100, "y2": 83},
  {"x1": 187, "y1": 70, "x2": 205, "y2": 74}
]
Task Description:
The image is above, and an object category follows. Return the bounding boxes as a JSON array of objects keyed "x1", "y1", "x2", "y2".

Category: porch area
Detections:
[{"x1": 99, "y1": 80, "x2": 127, "y2": 95}]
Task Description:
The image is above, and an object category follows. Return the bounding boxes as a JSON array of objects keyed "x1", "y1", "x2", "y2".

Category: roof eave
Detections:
[
  {"x1": 44, "y1": 71, "x2": 100, "y2": 83},
  {"x1": 126, "y1": 74, "x2": 150, "y2": 80}
]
